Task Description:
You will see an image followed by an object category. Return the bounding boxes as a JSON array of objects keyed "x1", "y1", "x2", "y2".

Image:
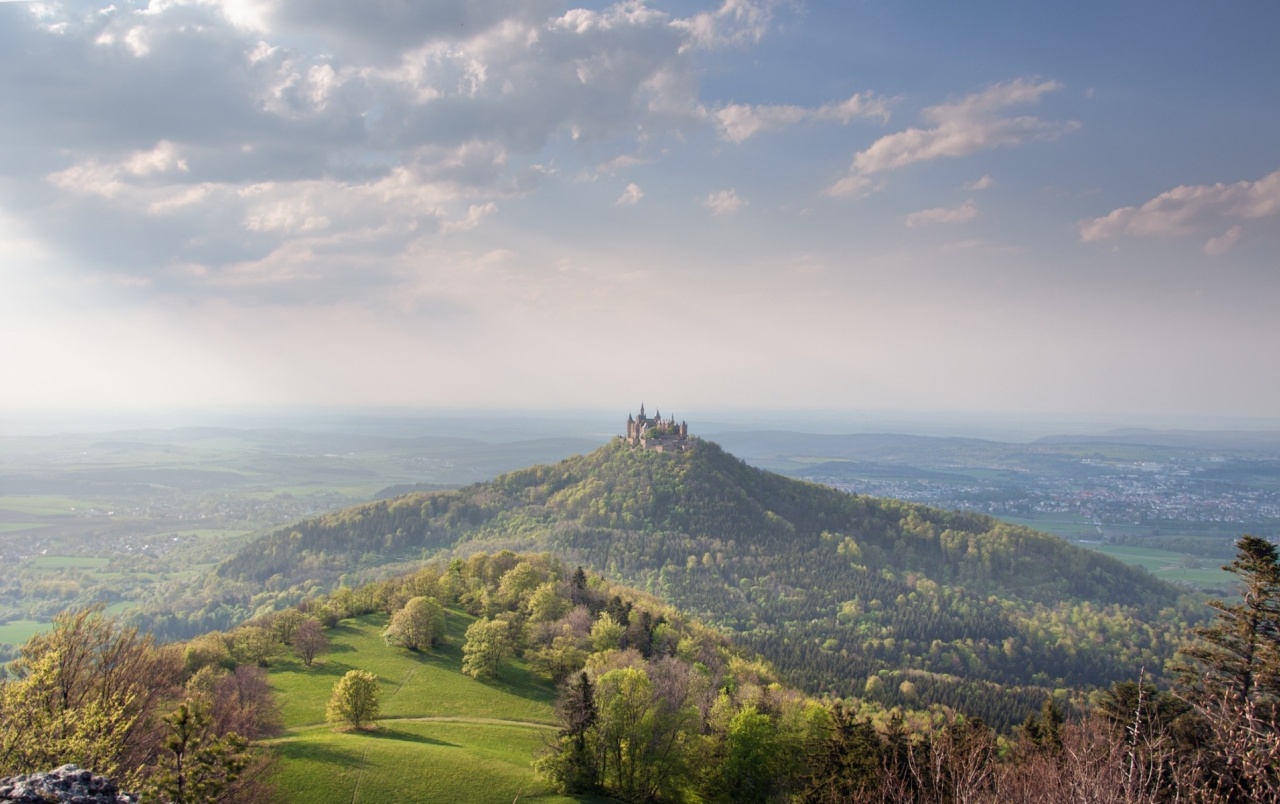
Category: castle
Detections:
[{"x1": 624, "y1": 404, "x2": 691, "y2": 452}]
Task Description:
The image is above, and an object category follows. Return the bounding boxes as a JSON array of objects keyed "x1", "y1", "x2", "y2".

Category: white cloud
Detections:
[
  {"x1": 1204, "y1": 226, "x2": 1242, "y2": 256},
  {"x1": 674, "y1": 0, "x2": 777, "y2": 49},
  {"x1": 714, "y1": 91, "x2": 890, "y2": 143},
  {"x1": 1080, "y1": 169, "x2": 1280, "y2": 242},
  {"x1": 616, "y1": 182, "x2": 644, "y2": 205},
  {"x1": 826, "y1": 79, "x2": 1076, "y2": 197},
  {"x1": 904, "y1": 199, "x2": 977, "y2": 227},
  {"x1": 966, "y1": 174, "x2": 994, "y2": 191},
  {"x1": 822, "y1": 174, "x2": 877, "y2": 200},
  {"x1": 704, "y1": 188, "x2": 745, "y2": 215},
  {"x1": 441, "y1": 201, "x2": 498, "y2": 232}
]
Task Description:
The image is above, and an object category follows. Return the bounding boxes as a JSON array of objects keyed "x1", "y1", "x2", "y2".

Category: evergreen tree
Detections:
[{"x1": 1173, "y1": 535, "x2": 1280, "y2": 802}]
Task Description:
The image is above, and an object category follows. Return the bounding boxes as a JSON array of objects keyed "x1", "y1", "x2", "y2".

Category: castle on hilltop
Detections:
[{"x1": 624, "y1": 404, "x2": 691, "y2": 452}]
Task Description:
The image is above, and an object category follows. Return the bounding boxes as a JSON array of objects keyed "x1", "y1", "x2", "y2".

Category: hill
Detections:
[{"x1": 215, "y1": 439, "x2": 1202, "y2": 727}]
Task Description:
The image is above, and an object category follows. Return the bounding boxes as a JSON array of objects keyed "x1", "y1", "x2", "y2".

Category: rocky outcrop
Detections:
[{"x1": 0, "y1": 765, "x2": 137, "y2": 803}]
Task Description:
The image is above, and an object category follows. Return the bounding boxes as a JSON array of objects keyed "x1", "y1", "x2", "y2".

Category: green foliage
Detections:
[
  {"x1": 462, "y1": 618, "x2": 513, "y2": 679},
  {"x1": 0, "y1": 607, "x2": 183, "y2": 781},
  {"x1": 325, "y1": 670, "x2": 381, "y2": 730},
  {"x1": 214, "y1": 439, "x2": 1199, "y2": 729},
  {"x1": 1172, "y1": 534, "x2": 1280, "y2": 801},
  {"x1": 144, "y1": 699, "x2": 252, "y2": 804},
  {"x1": 382, "y1": 596, "x2": 445, "y2": 652}
]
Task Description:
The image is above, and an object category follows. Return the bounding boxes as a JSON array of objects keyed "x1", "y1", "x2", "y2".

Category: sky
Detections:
[{"x1": 1, "y1": 0, "x2": 1278, "y2": 422}]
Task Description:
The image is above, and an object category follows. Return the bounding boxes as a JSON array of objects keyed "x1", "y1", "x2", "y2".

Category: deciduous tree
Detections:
[
  {"x1": 382, "y1": 596, "x2": 445, "y2": 652},
  {"x1": 325, "y1": 670, "x2": 380, "y2": 730}
]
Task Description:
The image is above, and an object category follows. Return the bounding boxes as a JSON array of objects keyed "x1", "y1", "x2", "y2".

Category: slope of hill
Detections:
[
  {"x1": 267, "y1": 612, "x2": 580, "y2": 804},
  {"x1": 218, "y1": 439, "x2": 1202, "y2": 726}
]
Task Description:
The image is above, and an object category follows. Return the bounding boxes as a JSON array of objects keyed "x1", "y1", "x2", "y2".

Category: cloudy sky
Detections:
[{"x1": 2, "y1": 0, "x2": 1278, "y2": 420}]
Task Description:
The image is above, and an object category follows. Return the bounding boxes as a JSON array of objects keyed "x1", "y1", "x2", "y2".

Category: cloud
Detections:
[
  {"x1": 714, "y1": 91, "x2": 890, "y2": 143},
  {"x1": 823, "y1": 174, "x2": 878, "y2": 200},
  {"x1": 1203, "y1": 226, "x2": 1242, "y2": 256},
  {"x1": 966, "y1": 175, "x2": 994, "y2": 191},
  {"x1": 1079, "y1": 169, "x2": 1280, "y2": 243},
  {"x1": 441, "y1": 201, "x2": 499, "y2": 232},
  {"x1": 616, "y1": 182, "x2": 644, "y2": 205},
  {"x1": 704, "y1": 188, "x2": 745, "y2": 215},
  {"x1": 826, "y1": 79, "x2": 1076, "y2": 196},
  {"x1": 904, "y1": 199, "x2": 977, "y2": 227},
  {"x1": 0, "y1": 0, "x2": 786, "y2": 302},
  {"x1": 579, "y1": 153, "x2": 649, "y2": 182},
  {"x1": 674, "y1": 0, "x2": 777, "y2": 49}
]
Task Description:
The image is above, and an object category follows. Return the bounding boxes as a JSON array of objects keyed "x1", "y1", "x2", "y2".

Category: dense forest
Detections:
[{"x1": 204, "y1": 439, "x2": 1205, "y2": 728}]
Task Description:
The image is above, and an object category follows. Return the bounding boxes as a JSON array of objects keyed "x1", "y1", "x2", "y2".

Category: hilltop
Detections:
[{"x1": 215, "y1": 438, "x2": 1201, "y2": 727}]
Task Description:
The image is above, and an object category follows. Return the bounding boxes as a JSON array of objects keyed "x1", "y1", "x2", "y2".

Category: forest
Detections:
[
  {"x1": 204, "y1": 439, "x2": 1205, "y2": 729},
  {"x1": 1, "y1": 538, "x2": 1276, "y2": 803}
]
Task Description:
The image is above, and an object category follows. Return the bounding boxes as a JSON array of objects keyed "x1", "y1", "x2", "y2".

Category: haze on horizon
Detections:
[{"x1": 2, "y1": 0, "x2": 1278, "y2": 421}]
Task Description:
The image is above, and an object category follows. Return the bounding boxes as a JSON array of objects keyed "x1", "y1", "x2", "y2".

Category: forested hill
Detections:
[{"x1": 215, "y1": 438, "x2": 1201, "y2": 728}]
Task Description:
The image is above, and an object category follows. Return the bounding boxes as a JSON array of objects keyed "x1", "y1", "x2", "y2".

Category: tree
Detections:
[
  {"x1": 383, "y1": 596, "x2": 445, "y2": 652},
  {"x1": 537, "y1": 672, "x2": 600, "y2": 794},
  {"x1": 590, "y1": 612, "x2": 625, "y2": 653},
  {"x1": 292, "y1": 618, "x2": 328, "y2": 667},
  {"x1": 0, "y1": 607, "x2": 182, "y2": 779},
  {"x1": 1173, "y1": 534, "x2": 1280, "y2": 801},
  {"x1": 496, "y1": 562, "x2": 542, "y2": 609},
  {"x1": 1176, "y1": 535, "x2": 1280, "y2": 713},
  {"x1": 325, "y1": 670, "x2": 380, "y2": 730},
  {"x1": 230, "y1": 625, "x2": 277, "y2": 667},
  {"x1": 144, "y1": 699, "x2": 251, "y2": 804},
  {"x1": 461, "y1": 618, "x2": 513, "y2": 679},
  {"x1": 706, "y1": 705, "x2": 784, "y2": 803},
  {"x1": 270, "y1": 610, "x2": 306, "y2": 646},
  {"x1": 800, "y1": 702, "x2": 883, "y2": 803}
]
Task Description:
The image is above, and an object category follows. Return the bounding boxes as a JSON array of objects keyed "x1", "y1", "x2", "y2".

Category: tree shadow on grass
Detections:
[
  {"x1": 485, "y1": 662, "x2": 557, "y2": 704},
  {"x1": 365, "y1": 726, "x2": 459, "y2": 748},
  {"x1": 274, "y1": 740, "x2": 362, "y2": 768}
]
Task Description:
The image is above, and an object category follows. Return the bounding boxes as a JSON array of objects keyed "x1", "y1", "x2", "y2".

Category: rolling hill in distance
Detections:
[{"x1": 214, "y1": 436, "x2": 1204, "y2": 729}]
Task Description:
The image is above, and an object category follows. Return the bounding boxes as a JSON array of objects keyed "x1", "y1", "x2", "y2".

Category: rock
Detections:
[{"x1": 0, "y1": 766, "x2": 136, "y2": 803}]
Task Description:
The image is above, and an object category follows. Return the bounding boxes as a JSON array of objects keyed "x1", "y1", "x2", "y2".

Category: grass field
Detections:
[
  {"x1": 0, "y1": 619, "x2": 49, "y2": 644},
  {"x1": 1000, "y1": 513, "x2": 1102, "y2": 540},
  {"x1": 0, "y1": 522, "x2": 51, "y2": 533},
  {"x1": 29, "y1": 555, "x2": 111, "y2": 570},
  {"x1": 1081, "y1": 544, "x2": 1233, "y2": 590},
  {"x1": 267, "y1": 612, "x2": 605, "y2": 803}
]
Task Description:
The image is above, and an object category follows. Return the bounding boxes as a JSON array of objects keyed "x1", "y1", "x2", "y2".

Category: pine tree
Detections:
[{"x1": 1173, "y1": 534, "x2": 1280, "y2": 802}]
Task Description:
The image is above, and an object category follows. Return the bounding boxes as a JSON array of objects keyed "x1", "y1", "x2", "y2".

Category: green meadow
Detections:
[
  {"x1": 267, "y1": 613, "x2": 607, "y2": 803},
  {"x1": 0, "y1": 620, "x2": 48, "y2": 644},
  {"x1": 1082, "y1": 543, "x2": 1234, "y2": 590}
]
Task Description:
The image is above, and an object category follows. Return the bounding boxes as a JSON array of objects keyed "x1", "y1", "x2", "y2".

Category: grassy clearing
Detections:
[
  {"x1": 29, "y1": 555, "x2": 111, "y2": 570},
  {"x1": 0, "y1": 619, "x2": 50, "y2": 644},
  {"x1": 1077, "y1": 543, "x2": 1233, "y2": 590},
  {"x1": 267, "y1": 612, "x2": 591, "y2": 803},
  {"x1": 269, "y1": 720, "x2": 586, "y2": 804}
]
